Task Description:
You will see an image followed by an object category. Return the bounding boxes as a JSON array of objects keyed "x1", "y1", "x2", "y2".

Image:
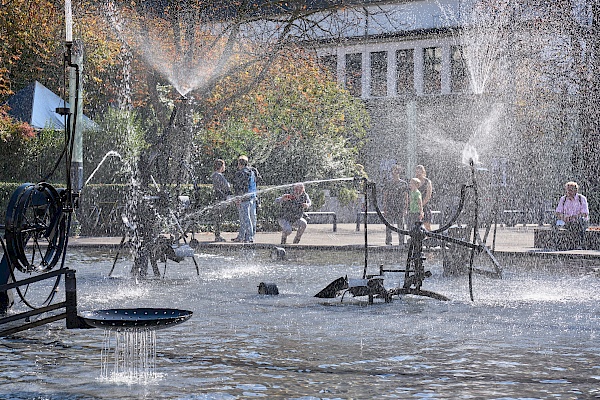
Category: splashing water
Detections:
[
  {"x1": 438, "y1": 0, "x2": 513, "y2": 95},
  {"x1": 429, "y1": 1, "x2": 511, "y2": 168},
  {"x1": 182, "y1": 177, "x2": 356, "y2": 226},
  {"x1": 462, "y1": 144, "x2": 479, "y2": 166},
  {"x1": 103, "y1": 1, "x2": 235, "y2": 96},
  {"x1": 100, "y1": 329, "x2": 161, "y2": 384}
]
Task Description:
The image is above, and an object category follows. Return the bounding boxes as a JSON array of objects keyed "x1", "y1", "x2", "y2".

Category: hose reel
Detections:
[{"x1": 4, "y1": 182, "x2": 68, "y2": 273}]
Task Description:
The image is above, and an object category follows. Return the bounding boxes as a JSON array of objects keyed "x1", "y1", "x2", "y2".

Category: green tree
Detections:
[
  {"x1": 194, "y1": 48, "x2": 369, "y2": 185},
  {"x1": 0, "y1": 0, "x2": 63, "y2": 99}
]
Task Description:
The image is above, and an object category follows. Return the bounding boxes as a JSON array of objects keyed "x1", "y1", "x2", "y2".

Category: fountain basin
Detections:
[{"x1": 79, "y1": 308, "x2": 192, "y2": 331}]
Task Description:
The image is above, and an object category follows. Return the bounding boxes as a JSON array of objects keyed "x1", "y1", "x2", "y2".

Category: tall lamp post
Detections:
[{"x1": 65, "y1": 0, "x2": 84, "y2": 194}]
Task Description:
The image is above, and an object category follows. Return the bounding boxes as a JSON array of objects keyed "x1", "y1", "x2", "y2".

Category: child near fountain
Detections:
[
  {"x1": 415, "y1": 165, "x2": 433, "y2": 231},
  {"x1": 407, "y1": 178, "x2": 424, "y2": 231}
]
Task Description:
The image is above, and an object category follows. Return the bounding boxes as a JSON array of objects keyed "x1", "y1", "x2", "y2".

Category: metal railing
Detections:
[{"x1": 0, "y1": 268, "x2": 88, "y2": 337}]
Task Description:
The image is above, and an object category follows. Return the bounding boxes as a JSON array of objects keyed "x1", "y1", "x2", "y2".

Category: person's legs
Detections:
[
  {"x1": 247, "y1": 198, "x2": 255, "y2": 242},
  {"x1": 278, "y1": 218, "x2": 293, "y2": 244},
  {"x1": 238, "y1": 200, "x2": 253, "y2": 242},
  {"x1": 406, "y1": 213, "x2": 422, "y2": 242},
  {"x1": 422, "y1": 205, "x2": 432, "y2": 231},
  {"x1": 232, "y1": 203, "x2": 243, "y2": 241},
  {"x1": 388, "y1": 212, "x2": 405, "y2": 246},
  {"x1": 575, "y1": 218, "x2": 589, "y2": 249},
  {"x1": 250, "y1": 197, "x2": 257, "y2": 236},
  {"x1": 386, "y1": 214, "x2": 399, "y2": 245},
  {"x1": 213, "y1": 208, "x2": 223, "y2": 241},
  {"x1": 293, "y1": 218, "x2": 308, "y2": 243},
  {"x1": 565, "y1": 219, "x2": 586, "y2": 249}
]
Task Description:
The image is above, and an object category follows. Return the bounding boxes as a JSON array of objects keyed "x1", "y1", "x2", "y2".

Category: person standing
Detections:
[
  {"x1": 407, "y1": 178, "x2": 424, "y2": 230},
  {"x1": 275, "y1": 183, "x2": 312, "y2": 244},
  {"x1": 249, "y1": 164, "x2": 261, "y2": 237},
  {"x1": 555, "y1": 181, "x2": 590, "y2": 249},
  {"x1": 232, "y1": 155, "x2": 257, "y2": 243},
  {"x1": 210, "y1": 159, "x2": 231, "y2": 242},
  {"x1": 382, "y1": 165, "x2": 408, "y2": 246},
  {"x1": 415, "y1": 165, "x2": 433, "y2": 231}
]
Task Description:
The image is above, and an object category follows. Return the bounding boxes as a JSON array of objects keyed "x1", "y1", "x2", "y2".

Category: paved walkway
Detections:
[{"x1": 68, "y1": 223, "x2": 600, "y2": 259}]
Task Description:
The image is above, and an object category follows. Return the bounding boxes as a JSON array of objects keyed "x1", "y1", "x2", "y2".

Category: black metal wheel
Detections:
[{"x1": 4, "y1": 183, "x2": 67, "y2": 273}]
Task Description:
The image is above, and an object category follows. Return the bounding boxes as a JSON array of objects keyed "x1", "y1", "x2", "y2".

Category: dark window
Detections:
[
  {"x1": 451, "y1": 46, "x2": 468, "y2": 93},
  {"x1": 423, "y1": 47, "x2": 442, "y2": 94},
  {"x1": 319, "y1": 55, "x2": 337, "y2": 80},
  {"x1": 345, "y1": 53, "x2": 362, "y2": 97},
  {"x1": 370, "y1": 51, "x2": 387, "y2": 97},
  {"x1": 396, "y1": 49, "x2": 414, "y2": 95}
]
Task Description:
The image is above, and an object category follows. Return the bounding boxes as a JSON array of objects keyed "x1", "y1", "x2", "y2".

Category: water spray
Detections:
[{"x1": 83, "y1": 151, "x2": 123, "y2": 188}]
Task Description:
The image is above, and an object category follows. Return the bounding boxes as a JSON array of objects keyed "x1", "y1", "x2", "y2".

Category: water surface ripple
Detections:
[{"x1": 1, "y1": 249, "x2": 599, "y2": 399}]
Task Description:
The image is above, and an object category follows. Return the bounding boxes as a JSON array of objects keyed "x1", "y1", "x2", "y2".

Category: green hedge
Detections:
[
  {"x1": 75, "y1": 184, "x2": 324, "y2": 236},
  {"x1": 0, "y1": 182, "x2": 24, "y2": 216},
  {"x1": 0, "y1": 182, "x2": 325, "y2": 236}
]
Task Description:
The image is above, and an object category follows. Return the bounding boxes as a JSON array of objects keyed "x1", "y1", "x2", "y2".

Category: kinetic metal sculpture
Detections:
[{"x1": 316, "y1": 159, "x2": 502, "y2": 303}]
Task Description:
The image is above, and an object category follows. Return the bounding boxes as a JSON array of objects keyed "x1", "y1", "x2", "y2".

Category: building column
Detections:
[
  {"x1": 441, "y1": 44, "x2": 451, "y2": 95},
  {"x1": 414, "y1": 46, "x2": 423, "y2": 96},
  {"x1": 362, "y1": 51, "x2": 369, "y2": 99},
  {"x1": 406, "y1": 100, "x2": 418, "y2": 177},
  {"x1": 387, "y1": 48, "x2": 397, "y2": 98},
  {"x1": 336, "y1": 47, "x2": 345, "y2": 87}
]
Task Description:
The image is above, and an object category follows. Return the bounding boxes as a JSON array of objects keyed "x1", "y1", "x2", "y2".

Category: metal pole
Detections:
[
  {"x1": 363, "y1": 179, "x2": 368, "y2": 279},
  {"x1": 69, "y1": 40, "x2": 84, "y2": 194},
  {"x1": 65, "y1": 269, "x2": 83, "y2": 329}
]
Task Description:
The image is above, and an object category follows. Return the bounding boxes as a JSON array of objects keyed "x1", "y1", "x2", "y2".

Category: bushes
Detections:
[
  {"x1": 0, "y1": 182, "x2": 23, "y2": 214},
  {"x1": 0, "y1": 126, "x2": 65, "y2": 183}
]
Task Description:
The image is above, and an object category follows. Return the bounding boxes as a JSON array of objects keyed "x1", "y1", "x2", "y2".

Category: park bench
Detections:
[
  {"x1": 305, "y1": 211, "x2": 337, "y2": 232},
  {"x1": 533, "y1": 226, "x2": 600, "y2": 250}
]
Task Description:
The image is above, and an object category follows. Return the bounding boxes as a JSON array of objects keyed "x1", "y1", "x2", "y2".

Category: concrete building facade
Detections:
[{"x1": 303, "y1": 0, "x2": 582, "y2": 221}]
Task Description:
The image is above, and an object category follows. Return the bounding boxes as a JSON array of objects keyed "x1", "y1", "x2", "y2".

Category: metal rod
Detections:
[
  {"x1": 0, "y1": 302, "x2": 66, "y2": 325},
  {"x1": 468, "y1": 159, "x2": 478, "y2": 301},
  {"x1": 362, "y1": 178, "x2": 368, "y2": 279},
  {"x1": 0, "y1": 313, "x2": 67, "y2": 337},
  {"x1": 0, "y1": 268, "x2": 68, "y2": 291}
]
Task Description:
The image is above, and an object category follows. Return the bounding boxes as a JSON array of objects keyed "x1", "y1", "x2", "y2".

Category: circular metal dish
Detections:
[{"x1": 79, "y1": 308, "x2": 193, "y2": 331}]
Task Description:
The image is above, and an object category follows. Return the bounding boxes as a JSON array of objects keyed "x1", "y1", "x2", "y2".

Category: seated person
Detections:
[
  {"x1": 275, "y1": 183, "x2": 311, "y2": 244},
  {"x1": 555, "y1": 181, "x2": 590, "y2": 249}
]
